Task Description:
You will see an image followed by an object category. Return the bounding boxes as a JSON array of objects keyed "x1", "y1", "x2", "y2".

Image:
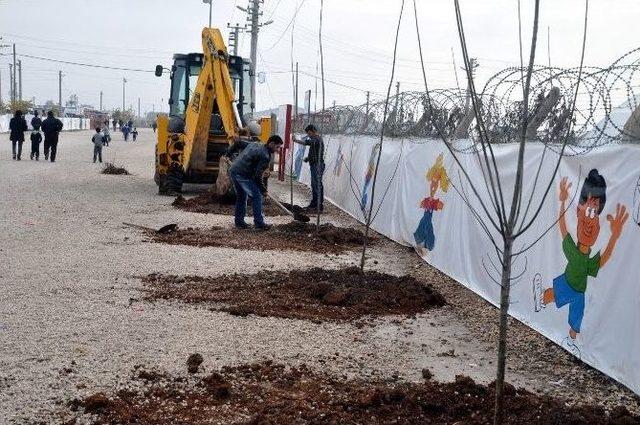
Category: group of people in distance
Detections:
[
  {"x1": 7, "y1": 112, "x2": 143, "y2": 164},
  {"x1": 9, "y1": 110, "x2": 63, "y2": 162},
  {"x1": 115, "y1": 119, "x2": 138, "y2": 142}
]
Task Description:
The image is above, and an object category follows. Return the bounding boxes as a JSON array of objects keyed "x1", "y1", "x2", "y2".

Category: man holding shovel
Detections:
[
  {"x1": 293, "y1": 124, "x2": 325, "y2": 213},
  {"x1": 227, "y1": 135, "x2": 284, "y2": 230}
]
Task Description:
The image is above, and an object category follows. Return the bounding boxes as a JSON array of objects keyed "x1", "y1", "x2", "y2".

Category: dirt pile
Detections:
[
  {"x1": 101, "y1": 163, "x2": 130, "y2": 175},
  {"x1": 186, "y1": 353, "x2": 203, "y2": 374},
  {"x1": 172, "y1": 193, "x2": 284, "y2": 216},
  {"x1": 66, "y1": 362, "x2": 640, "y2": 424},
  {"x1": 148, "y1": 222, "x2": 371, "y2": 253},
  {"x1": 141, "y1": 267, "x2": 445, "y2": 322}
]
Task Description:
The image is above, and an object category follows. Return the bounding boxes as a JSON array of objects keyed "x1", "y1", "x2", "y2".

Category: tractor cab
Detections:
[{"x1": 162, "y1": 53, "x2": 253, "y2": 123}]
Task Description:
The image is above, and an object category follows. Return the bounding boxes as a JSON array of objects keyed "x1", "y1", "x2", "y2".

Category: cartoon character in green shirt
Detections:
[{"x1": 534, "y1": 169, "x2": 629, "y2": 355}]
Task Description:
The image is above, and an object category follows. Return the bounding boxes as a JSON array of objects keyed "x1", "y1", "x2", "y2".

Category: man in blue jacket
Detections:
[{"x1": 227, "y1": 135, "x2": 283, "y2": 230}]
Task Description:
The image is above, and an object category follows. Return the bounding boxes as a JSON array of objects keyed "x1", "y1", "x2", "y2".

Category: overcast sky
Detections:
[{"x1": 0, "y1": 0, "x2": 637, "y2": 114}]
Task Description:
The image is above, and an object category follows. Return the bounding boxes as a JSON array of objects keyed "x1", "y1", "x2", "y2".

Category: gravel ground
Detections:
[{"x1": 1, "y1": 129, "x2": 638, "y2": 423}]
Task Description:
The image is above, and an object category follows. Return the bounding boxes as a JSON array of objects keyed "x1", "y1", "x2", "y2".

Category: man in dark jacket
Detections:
[
  {"x1": 9, "y1": 110, "x2": 28, "y2": 160},
  {"x1": 293, "y1": 124, "x2": 325, "y2": 212},
  {"x1": 41, "y1": 111, "x2": 64, "y2": 162},
  {"x1": 31, "y1": 111, "x2": 42, "y2": 131},
  {"x1": 227, "y1": 135, "x2": 283, "y2": 230}
]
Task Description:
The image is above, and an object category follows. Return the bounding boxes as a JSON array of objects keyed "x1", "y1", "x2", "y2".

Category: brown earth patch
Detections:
[
  {"x1": 147, "y1": 222, "x2": 371, "y2": 253},
  {"x1": 101, "y1": 163, "x2": 130, "y2": 175},
  {"x1": 140, "y1": 267, "x2": 445, "y2": 322},
  {"x1": 66, "y1": 361, "x2": 639, "y2": 424},
  {"x1": 172, "y1": 193, "x2": 284, "y2": 216}
]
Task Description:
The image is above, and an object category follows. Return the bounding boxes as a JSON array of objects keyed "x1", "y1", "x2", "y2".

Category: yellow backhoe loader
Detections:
[{"x1": 154, "y1": 27, "x2": 274, "y2": 195}]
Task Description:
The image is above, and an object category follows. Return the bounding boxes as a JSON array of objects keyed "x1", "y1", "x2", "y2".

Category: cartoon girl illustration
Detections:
[{"x1": 414, "y1": 153, "x2": 449, "y2": 256}]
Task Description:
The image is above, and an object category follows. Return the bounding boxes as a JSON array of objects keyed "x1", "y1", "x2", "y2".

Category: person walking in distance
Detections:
[
  {"x1": 293, "y1": 124, "x2": 325, "y2": 212},
  {"x1": 102, "y1": 120, "x2": 111, "y2": 146},
  {"x1": 92, "y1": 127, "x2": 104, "y2": 163},
  {"x1": 41, "y1": 111, "x2": 64, "y2": 162},
  {"x1": 132, "y1": 127, "x2": 138, "y2": 142},
  {"x1": 227, "y1": 135, "x2": 284, "y2": 230},
  {"x1": 30, "y1": 130, "x2": 43, "y2": 160},
  {"x1": 31, "y1": 110, "x2": 42, "y2": 132},
  {"x1": 9, "y1": 110, "x2": 28, "y2": 160},
  {"x1": 30, "y1": 111, "x2": 43, "y2": 160}
]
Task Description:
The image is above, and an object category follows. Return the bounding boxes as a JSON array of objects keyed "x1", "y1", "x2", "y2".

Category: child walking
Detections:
[
  {"x1": 30, "y1": 130, "x2": 42, "y2": 160},
  {"x1": 92, "y1": 127, "x2": 104, "y2": 163}
]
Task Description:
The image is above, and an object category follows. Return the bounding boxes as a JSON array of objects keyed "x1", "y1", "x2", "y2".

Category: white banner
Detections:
[
  {"x1": 291, "y1": 134, "x2": 640, "y2": 396},
  {"x1": 0, "y1": 114, "x2": 90, "y2": 133}
]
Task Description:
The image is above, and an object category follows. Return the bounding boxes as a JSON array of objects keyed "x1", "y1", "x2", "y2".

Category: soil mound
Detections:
[
  {"x1": 141, "y1": 267, "x2": 445, "y2": 322},
  {"x1": 186, "y1": 353, "x2": 203, "y2": 374},
  {"x1": 172, "y1": 193, "x2": 283, "y2": 216},
  {"x1": 66, "y1": 362, "x2": 639, "y2": 424},
  {"x1": 148, "y1": 223, "x2": 371, "y2": 253},
  {"x1": 101, "y1": 163, "x2": 130, "y2": 175}
]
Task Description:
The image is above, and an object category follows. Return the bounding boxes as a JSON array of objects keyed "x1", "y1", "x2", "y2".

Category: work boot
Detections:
[
  {"x1": 30, "y1": 153, "x2": 34, "y2": 160},
  {"x1": 235, "y1": 222, "x2": 250, "y2": 230},
  {"x1": 12, "y1": 154, "x2": 16, "y2": 160},
  {"x1": 255, "y1": 223, "x2": 272, "y2": 231}
]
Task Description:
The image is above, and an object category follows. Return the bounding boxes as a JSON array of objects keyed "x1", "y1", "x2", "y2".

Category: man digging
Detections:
[{"x1": 227, "y1": 135, "x2": 284, "y2": 230}]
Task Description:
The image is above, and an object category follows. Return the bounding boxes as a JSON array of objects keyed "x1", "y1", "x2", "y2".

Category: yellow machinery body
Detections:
[{"x1": 154, "y1": 28, "x2": 273, "y2": 195}]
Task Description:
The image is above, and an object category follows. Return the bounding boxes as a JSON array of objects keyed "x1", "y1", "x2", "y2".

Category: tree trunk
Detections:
[{"x1": 493, "y1": 237, "x2": 513, "y2": 425}]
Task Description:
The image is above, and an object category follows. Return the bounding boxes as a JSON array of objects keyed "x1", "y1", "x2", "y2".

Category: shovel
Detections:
[
  {"x1": 265, "y1": 193, "x2": 310, "y2": 223},
  {"x1": 123, "y1": 222, "x2": 178, "y2": 234}
]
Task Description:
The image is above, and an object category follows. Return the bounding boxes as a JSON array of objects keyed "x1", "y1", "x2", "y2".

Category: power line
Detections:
[
  {"x1": 262, "y1": 0, "x2": 308, "y2": 52},
  {"x1": 3, "y1": 53, "x2": 156, "y2": 73}
]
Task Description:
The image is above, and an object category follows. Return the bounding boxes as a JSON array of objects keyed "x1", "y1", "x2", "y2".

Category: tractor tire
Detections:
[{"x1": 158, "y1": 167, "x2": 184, "y2": 196}]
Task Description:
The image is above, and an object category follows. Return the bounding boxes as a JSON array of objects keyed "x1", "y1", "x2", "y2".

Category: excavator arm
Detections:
[
  {"x1": 155, "y1": 27, "x2": 275, "y2": 196},
  {"x1": 182, "y1": 28, "x2": 241, "y2": 169},
  {"x1": 156, "y1": 28, "x2": 242, "y2": 195}
]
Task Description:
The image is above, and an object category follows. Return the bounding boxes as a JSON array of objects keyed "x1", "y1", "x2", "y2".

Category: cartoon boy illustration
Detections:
[
  {"x1": 413, "y1": 153, "x2": 449, "y2": 256},
  {"x1": 534, "y1": 169, "x2": 629, "y2": 355}
]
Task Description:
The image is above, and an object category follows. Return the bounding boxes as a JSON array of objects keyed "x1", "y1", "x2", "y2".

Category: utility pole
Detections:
[
  {"x1": 239, "y1": 0, "x2": 273, "y2": 115},
  {"x1": 9, "y1": 64, "x2": 13, "y2": 104},
  {"x1": 100, "y1": 91, "x2": 103, "y2": 111},
  {"x1": 203, "y1": 0, "x2": 213, "y2": 28},
  {"x1": 18, "y1": 60, "x2": 22, "y2": 101},
  {"x1": 364, "y1": 91, "x2": 370, "y2": 128},
  {"x1": 227, "y1": 23, "x2": 245, "y2": 56},
  {"x1": 462, "y1": 58, "x2": 479, "y2": 113},
  {"x1": 365, "y1": 91, "x2": 370, "y2": 116},
  {"x1": 58, "y1": 71, "x2": 63, "y2": 113},
  {"x1": 294, "y1": 62, "x2": 299, "y2": 119},
  {"x1": 122, "y1": 78, "x2": 127, "y2": 112},
  {"x1": 451, "y1": 47, "x2": 461, "y2": 91},
  {"x1": 12, "y1": 44, "x2": 16, "y2": 104},
  {"x1": 0, "y1": 40, "x2": 10, "y2": 105},
  {"x1": 138, "y1": 97, "x2": 141, "y2": 118}
]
